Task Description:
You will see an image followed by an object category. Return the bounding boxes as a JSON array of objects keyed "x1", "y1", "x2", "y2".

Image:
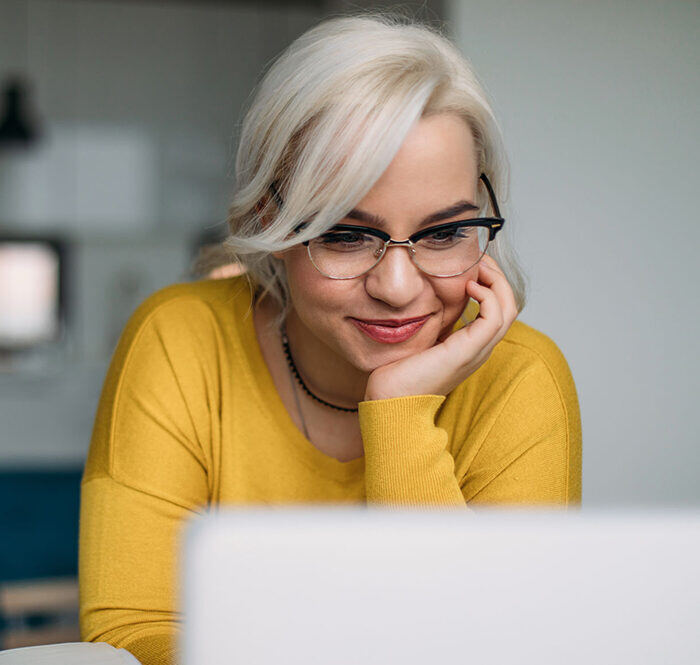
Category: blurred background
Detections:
[{"x1": 0, "y1": 0, "x2": 697, "y2": 651}]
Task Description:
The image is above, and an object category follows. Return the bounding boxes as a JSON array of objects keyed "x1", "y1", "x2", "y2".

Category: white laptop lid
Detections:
[{"x1": 181, "y1": 507, "x2": 700, "y2": 665}]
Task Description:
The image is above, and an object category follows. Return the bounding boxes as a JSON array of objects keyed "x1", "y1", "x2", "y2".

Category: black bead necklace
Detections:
[{"x1": 281, "y1": 323, "x2": 359, "y2": 413}]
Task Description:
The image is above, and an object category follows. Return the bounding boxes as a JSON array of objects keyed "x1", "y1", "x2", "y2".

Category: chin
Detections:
[
  {"x1": 347, "y1": 351, "x2": 402, "y2": 375},
  {"x1": 343, "y1": 326, "x2": 440, "y2": 373}
]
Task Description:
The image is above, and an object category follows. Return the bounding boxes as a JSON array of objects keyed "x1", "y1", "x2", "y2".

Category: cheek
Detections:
[
  {"x1": 284, "y1": 251, "x2": 347, "y2": 320},
  {"x1": 432, "y1": 268, "x2": 477, "y2": 329}
]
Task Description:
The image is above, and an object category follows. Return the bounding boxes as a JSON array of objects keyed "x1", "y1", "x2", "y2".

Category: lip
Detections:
[
  {"x1": 350, "y1": 314, "x2": 431, "y2": 344},
  {"x1": 355, "y1": 315, "x2": 430, "y2": 326}
]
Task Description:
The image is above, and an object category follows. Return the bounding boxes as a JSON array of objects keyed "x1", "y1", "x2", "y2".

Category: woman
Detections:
[{"x1": 79, "y1": 13, "x2": 581, "y2": 665}]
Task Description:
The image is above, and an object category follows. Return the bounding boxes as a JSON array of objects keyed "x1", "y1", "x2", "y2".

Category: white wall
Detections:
[{"x1": 449, "y1": 0, "x2": 699, "y2": 506}]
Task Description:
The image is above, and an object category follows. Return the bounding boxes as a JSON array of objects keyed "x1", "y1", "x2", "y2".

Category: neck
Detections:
[{"x1": 283, "y1": 307, "x2": 369, "y2": 409}]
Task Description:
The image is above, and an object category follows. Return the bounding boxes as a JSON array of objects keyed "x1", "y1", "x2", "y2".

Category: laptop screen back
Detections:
[{"x1": 182, "y1": 507, "x2": 700, "y2": 665}]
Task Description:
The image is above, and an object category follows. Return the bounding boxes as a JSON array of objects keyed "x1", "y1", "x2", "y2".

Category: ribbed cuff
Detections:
[{"x1": 358, "y1": 394, "x2": 466, "y2": 506}]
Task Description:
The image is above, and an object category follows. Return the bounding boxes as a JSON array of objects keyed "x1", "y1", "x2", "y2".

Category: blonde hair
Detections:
[{"x1": 195, "y1": 12, "x2": 528, "y2": 330}]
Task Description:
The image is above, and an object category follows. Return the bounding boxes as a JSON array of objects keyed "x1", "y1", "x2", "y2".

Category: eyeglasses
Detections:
[{"x1": 268, "y1": 173, "x2": 505, "y2": 279}]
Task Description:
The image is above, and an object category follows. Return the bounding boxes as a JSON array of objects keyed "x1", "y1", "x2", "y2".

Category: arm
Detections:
[
  {"x1": 357, "y1": 254, "x2": 518, "y2": 508},
  {"x1": 359, "y1": 358, "x2": 581, "y2": 509},
  {"x1": 79, "y1": 477, "x2": 197, "y2": 665},
  {"x1": 359, "y1": 394, "x2": 468, "y2": 507},
  {"x1": 80, "y1": 297, "x2": 216, "y2": 665}
]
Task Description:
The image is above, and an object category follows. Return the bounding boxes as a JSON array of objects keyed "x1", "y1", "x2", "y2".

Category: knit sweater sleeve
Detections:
[
  {"x1": 79, "y1": 296, "x2": 218, "y2": 665},
  {"x1": 358, "y1": 355, "x2": 581, "y2": 508},
  {"x1": 359, "y1": 394, "x2": 468, "y2": 507}
]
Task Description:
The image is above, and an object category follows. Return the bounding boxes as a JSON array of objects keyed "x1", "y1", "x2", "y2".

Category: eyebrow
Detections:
[{"x1": 344, "y1": 200, "x2": 480, "y2": 230}]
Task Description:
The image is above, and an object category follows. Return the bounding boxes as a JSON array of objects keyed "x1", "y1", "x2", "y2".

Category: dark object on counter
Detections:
[{"x1": 0, "y1": 77, "x2": 41, "y2": 149}]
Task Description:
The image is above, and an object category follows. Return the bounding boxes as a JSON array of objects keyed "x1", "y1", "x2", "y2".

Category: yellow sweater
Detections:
[{"x1": 79, "y1": 276, "x2": 582, "y2": 665}]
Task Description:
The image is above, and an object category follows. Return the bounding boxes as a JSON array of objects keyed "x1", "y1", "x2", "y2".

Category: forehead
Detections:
[{"x1": 353, "y1": 113, "x2": 479, "y2": 216}]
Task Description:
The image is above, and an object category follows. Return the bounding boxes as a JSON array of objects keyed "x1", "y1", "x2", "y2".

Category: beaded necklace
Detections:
[{"x1": 280, "y1": 322, "x2": 359, "y2": 414}]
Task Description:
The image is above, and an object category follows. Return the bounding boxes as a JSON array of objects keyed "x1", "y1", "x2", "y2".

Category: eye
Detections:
[
  {"x1": 422, "y1": 226, "x2": 472, "y2": 246},
  {"x1": 430, "y1": 229, "x2": 457, "y2": 241},
  {"x1": 316, "y1": 231, "x2": 375, "y2": 250}
]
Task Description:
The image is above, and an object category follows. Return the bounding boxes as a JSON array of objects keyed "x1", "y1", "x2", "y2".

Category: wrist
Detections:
[
  {"x1": 362, "y1": 378, "x2": 393, "y2": 402},
  {"x1": 363, "y1": 386, "x2": 391, "y2": 402},
  {"x1": 363, "y1": 387, "x2": 404, "y2": 402}
]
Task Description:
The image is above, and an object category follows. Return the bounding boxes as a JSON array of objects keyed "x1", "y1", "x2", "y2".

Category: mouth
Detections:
[
  {"x1": 355, "y1": 315, "x2": 430, "y2": 327},
  {"x1": 349, "y1": 314, "x2": 431, "y2": 344}
]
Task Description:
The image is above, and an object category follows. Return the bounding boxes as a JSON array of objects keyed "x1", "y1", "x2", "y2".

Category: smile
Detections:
[{"x1": 350, "y1": 315, "x2": 431, "y2": 344}]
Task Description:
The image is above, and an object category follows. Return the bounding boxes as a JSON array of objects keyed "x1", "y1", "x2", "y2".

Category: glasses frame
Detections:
[{"x1": 269, "y1": 172, "x2": 505, "y2": 279}]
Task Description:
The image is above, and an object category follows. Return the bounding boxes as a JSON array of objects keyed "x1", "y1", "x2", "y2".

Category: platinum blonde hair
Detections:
[{"x1": 195, "y1": 12, "x2": 528, "y2": 330}]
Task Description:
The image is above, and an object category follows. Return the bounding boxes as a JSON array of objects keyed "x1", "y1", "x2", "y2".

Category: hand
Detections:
[{"x1": 362, "y1": 253, "x2": 519, "y2": 401}]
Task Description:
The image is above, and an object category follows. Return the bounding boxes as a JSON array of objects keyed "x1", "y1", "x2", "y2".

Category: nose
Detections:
[{"x1": 363, "y1": 243, "x2": 425, "y2": 308}]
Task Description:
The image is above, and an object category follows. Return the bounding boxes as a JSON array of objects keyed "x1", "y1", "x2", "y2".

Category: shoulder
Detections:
[
  {"x1": 501, "y1": 319, "x2": 579, "y2": 423},
  {"x1": 105, "y1": 276, "x2": 256, "y2": 386},
  {"x1": 444, "y1": 312, "x2": 582, "y2": 504},
  {"x1": 128, "y1": 276, "x2": 252, "y2": 328},
  {"x1": 482, "y1": 318, "x2": 578, "y2": 416},
  {"x1": 446, "y1": 307, "x2": 580, "y2": 441},
  {"x1": 115, "y1": 276, "x2": 254, "y2": 348},
  {"x1": 456, "y1": 300, "x2": 577, "y2": 405},
  {"x1": 501, "y1": 319, "x2": 575, "y2": 389},
  {"x1": 462, "y1": 298, "x2": 571, "y2": 374}
]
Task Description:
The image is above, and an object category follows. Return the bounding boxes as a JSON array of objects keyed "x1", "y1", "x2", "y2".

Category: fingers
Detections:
[
  {"x1": 450, "y1": 254, "x2": 517, "y2": 362},
  {"x1": 459, "y1": 280, "x2": 502, "y2": 357},
  {"x1": 473, "y1": 254, "x2": 518, "y2": 332}
]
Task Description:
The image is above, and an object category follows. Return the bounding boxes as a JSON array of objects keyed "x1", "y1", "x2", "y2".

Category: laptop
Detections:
[{"x1": 181, "y1": 506, "x2": 700, "y2": 665}]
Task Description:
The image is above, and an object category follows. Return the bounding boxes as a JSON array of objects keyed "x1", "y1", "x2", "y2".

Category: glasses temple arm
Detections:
[{"x1": 479, "y1": 173, "x2": 502, "y2": 218}]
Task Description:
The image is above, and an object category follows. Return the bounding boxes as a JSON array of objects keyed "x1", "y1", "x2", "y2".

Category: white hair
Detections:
[{"x1": 195, "y1": 11, "x2": 528, "y2": 330}]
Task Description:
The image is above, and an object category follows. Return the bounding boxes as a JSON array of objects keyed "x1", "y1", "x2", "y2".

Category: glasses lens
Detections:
[
  {"x1": 308, "y1": 229, "x2": 384, "y2": 278},
  {"x1": 413, "y1": 224, "x2": 489, "y2": 277}
]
